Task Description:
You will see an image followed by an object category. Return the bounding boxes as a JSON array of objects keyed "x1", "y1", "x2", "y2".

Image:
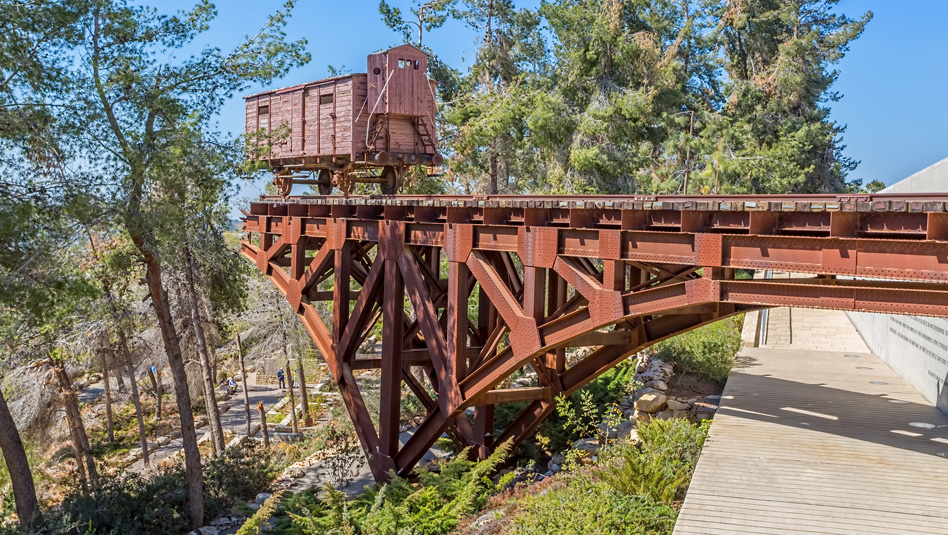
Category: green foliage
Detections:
[
  {"x1": 510, "y1": 419, "x2": 708, "y2": 535},
  {"x1": 508, "y1": 473, "x2": 677, "y2": 535},
  {"x1": 237, "y1": 491, "x2": 285, "y2": 535},
  {"x1": 48, "y1": 444, "x2": 278, "y2": 535},
  {"x1": 653, "y1": 315, "x2": 743, "y2": 384},
  {"x1": 270, "y1": 442, "x2": 511, "y2": 535},
  {"x1": 598, "y1": 419, "x2": 709, "y2": 504},
  {"x1": 525, "y1": 360, "x2": 636, "y2": 456},
  {"x1": 381, "y1": 1, "x2": 869, "y2": 195}
]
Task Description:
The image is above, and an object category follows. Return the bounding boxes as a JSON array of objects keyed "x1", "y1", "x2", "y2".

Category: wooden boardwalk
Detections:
[{"x1": 675, "y1": 315, "x2": 948, "y2": 534}]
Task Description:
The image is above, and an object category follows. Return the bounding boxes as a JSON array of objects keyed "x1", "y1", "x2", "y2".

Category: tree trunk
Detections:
[
  {"x1": 0, "y1": 391, "x2": 41, "y2": 528},
  {"x1": 147, "y1": 366, "x2": 163, "y2": 419},
  {"x1": 114, "y1": 361, "x2": 126, "y2": 391},
  {"x1": 115, "y1": 324, "x2": 149, "y2": 466},
  {"x1": 237, "y1": 332, "x2": 252, "y2": 437},
  {"x1": 286, "y1": 359, "x2": 298, "y2": 433},
  {"x1": 65, "y1": 396, "x2": 88, "y2": 493},
  {"x1": 97, "y1": 343, "x2": 115, "y2": 443},
  {"x1": 200, "y1": 296, "x2": 219, "y2": 386},
  {"x1": 296, "y1": 357, "x2": 310, "y2": 426},
  {"x1": 257, "y1": 402, "x2": 269, "y2": 448},
  {"x1": 53, "y1": 364, "x2": 99, "y2": 492},
  {"x1": 183, "y1": 251, "x2": 226, "y2": 455},
  {"x1": 137, "y1": 247, "x2": 204, "y2": 528}
]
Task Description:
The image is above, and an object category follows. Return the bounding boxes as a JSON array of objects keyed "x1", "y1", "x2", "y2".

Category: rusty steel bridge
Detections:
[{"x1": 241, "y1": 193, "x2": 948, "y2": 481}]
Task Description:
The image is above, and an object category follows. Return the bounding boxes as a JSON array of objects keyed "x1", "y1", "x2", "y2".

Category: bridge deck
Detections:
[{"x1": 675, "y1": 312, "x2": 948, "y2": 534}]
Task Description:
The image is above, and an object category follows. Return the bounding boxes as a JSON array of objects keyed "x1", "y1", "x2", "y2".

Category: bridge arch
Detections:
[{"x1": 242, "y1": 194, "x2": 948, "y2": 480}]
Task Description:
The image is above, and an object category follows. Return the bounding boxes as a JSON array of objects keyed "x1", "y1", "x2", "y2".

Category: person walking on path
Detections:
[{"x1": 277, "y1": 369, "x2": 286, "y2": 389}]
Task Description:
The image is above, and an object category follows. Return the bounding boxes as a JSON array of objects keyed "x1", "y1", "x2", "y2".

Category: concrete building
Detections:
[{"x1": 847, "y1": 156, "x2": 948, "y2": 414}]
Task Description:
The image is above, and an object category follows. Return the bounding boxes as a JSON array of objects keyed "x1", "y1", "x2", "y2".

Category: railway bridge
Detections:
[{"x1": 241, "y1": 193, "x2": 948, "y2": 481}]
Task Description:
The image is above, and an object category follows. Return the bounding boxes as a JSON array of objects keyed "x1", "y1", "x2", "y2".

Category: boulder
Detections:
[
  {"x1": 255, "y1": 492, "x2": 272, "y2": 505},
  {"x1": 666, "y1": 399, "x2": 692, "y2": 411},
  {"x1": 632, "y1": 387, "x2": 662, "y2": 401},
  {"x1": 644, "y1": 380, "x2": 668, "y2": 391},
  {"x1": 627, "y1": 428, "x2": 640, "y2": 444},
  {"x1": 639, "y1": 361, "x2": 674, "y2": 384},
  {"x1": 572, "y1": 438, "x2": 600, "y2": 454},
  {"x1": 634, "y1": 392, "x2": 667, "y2": 413},
  {"x1": 196, "y1": 527, "x2": 219, "y2": 535},
  {"x1": 632, "y1": 409, "x2": 651, "y2": 423},
  {"x1": 652, "y1": 410, "x2": 674, "y2": 421}
]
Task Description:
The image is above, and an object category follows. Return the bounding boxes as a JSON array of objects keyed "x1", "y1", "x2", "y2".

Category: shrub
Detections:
[
  {"x1": 509, "y1": 472, "x2": 677, "y2": 535},
  {"x1": 598, "y1": 419, "x2": 710, "y2": 504},
  {"x1": 270, "y1": 442, "x2": 512, "y2": 535},
  {"x1": 47, "y1": 443, "x2": 278, "y2": 534},
  {"x1": 653, "y1": 315, "x2": 743, "y2": 383}
]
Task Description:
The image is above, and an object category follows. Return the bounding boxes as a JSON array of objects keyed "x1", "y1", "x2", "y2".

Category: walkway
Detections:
[
  {"x1": 131, "y1": 374, "x2": 285, "y2": 471},
  {"x1": 674, "y1": 309, "x2": 948, "y2": 534}
]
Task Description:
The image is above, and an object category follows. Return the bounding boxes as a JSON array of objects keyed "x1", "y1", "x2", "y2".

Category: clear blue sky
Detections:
[{"x1": 164, "y1": 0, "x2": 948, "y2": 209}]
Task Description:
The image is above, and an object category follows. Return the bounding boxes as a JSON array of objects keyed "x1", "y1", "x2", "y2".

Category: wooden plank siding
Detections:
[{"x1": 244, "y1": 44, "x2": 438, "y2": 166}]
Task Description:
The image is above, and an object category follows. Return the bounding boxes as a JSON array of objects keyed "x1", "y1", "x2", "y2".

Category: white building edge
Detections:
[{"x1": 847, "y1": 157, "x2": 948, "y2": 413}]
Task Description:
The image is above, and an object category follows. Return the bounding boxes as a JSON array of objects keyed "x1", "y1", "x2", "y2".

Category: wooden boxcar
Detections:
[{"x1": 245, "y1": 44, "x2": 442, "y2": 195}]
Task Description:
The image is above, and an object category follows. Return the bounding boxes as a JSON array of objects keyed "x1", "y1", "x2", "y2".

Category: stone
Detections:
[
  {"x1": 666, "y1": 399, "x2": 692, "y2": 411},
  {"x1": 632, "y1": 387, "x2": 662, "y2": 401},
  {"x1": 550, "y1": 451, "x2": 565, "y2": 467},
  {"x1": 197, "y1": 527, "x2": 219, "y2": 535},
  {"x1": 634, "y1": 392, "x2": 667, "y2": 413},
  {"x1": 254, "y1": 492, "x2": 272, "y2": 505},
  {"x1": 671, "y1": 410, "x2": 691, "y2": 419},
  {"x1": 549, "y1": 463, "x2": 561, "y2": 473},
  {"x1": 572, "y1": 437, "x2": 600, "y2": 453},
  {"x1": 616, "y1": 420, "x2": 635, "y2": 440},
  {"x1": 627, "y1": 428, "x2": 640, "y2": 444},
  {"x1": 653, "y1": 410, "x2": 674, "y2": 420},
  {"x1": 542, "y1": 470, "x2": 553, "y2": 478},
  {"x1": 639, "y1": 360, "x2": 674, "y2": 383},
  {"x1": 644, "y1": 380, "x2": 668, "y2": 391},
  {"x1": 633, "y1": 409, "x2": 651, "y2": 423}
]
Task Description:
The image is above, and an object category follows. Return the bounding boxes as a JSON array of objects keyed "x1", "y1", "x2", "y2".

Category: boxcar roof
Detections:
[{"x1": 243, "y1": 72, "x2": 367, "y2": 99}]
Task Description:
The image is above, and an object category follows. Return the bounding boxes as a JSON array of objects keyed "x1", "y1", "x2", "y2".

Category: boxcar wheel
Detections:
[
  {"x1": 316, "y1": 169, "x2": 332, "y2": 195},
  {"x1": 380, "y1": 166, "x2": 398, "y2": 195}
]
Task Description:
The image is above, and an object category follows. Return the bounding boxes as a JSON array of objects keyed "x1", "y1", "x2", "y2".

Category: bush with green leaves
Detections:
[
  {"x1": 508, "y1": 473, "x2": 677, "y2": 535},
  {"x1": 653, "y1": 315, "x2": 743, "y2": 384},
  {"x1": 598, "y1": 419, "x2": 710, "y2": 504},
  {"x1": 500, "y1": 360, "x2": 637, "y2": 460},
  {"x1": 270, "y1": 442, "x2": 512, "y2": 535},
  {"x1": 45, "y1": 443, "x2": 278, "y2": 534},
  {"x1": 509, "y1": 419, "x2": 709, "y2": 535}
]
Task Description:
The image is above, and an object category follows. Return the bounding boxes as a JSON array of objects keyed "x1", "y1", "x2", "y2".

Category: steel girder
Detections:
[{"x1": 241, "y1": 196, "x2": 948, "y2": 481}]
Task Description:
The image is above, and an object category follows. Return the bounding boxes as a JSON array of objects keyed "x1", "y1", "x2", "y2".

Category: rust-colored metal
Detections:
[
  {"x1": 241, "y1": 193, "x2": 948, "y2": 482},
  {"x1": 245, "y1": 45, "x2": 442, "y2": 195}
]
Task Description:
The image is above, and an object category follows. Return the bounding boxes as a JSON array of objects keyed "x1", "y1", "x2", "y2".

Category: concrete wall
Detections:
[{"x1": 847, "y1": 156, "x2": 948, "y2": 413}]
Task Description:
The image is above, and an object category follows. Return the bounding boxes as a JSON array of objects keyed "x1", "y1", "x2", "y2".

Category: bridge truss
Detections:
[{"x1": 241, "y1": 194, "x2": 948, "y2": 481}]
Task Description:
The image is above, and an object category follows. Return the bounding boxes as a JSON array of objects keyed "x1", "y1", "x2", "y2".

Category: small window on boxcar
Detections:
[
  {"x1": 413, "y1": 60, "x2": 419, "y2": 70},
  {"x1": 258, "y1": 105, "x2": 269, "y2": 115},
  {"x1": 399, "y1": 59, "x2": 407, "y2": 68},
  {"x1": 319, "y1": 94, "x2": 333, "y2": 105}
]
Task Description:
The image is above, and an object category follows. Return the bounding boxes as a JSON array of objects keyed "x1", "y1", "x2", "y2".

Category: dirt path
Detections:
[{"x1": 130, "y1": 375, "x2": 285, "y2": 471}]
